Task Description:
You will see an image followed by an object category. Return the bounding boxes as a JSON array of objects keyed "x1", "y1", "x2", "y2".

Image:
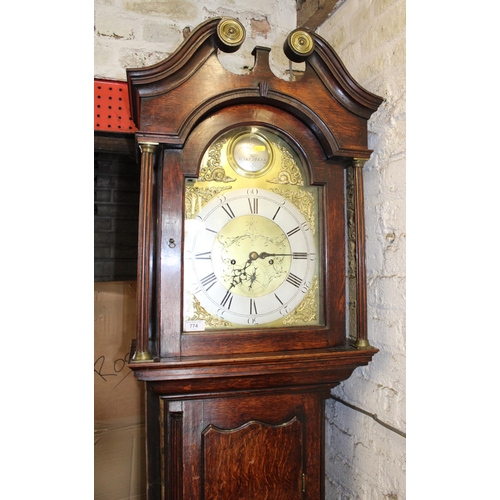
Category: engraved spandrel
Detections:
[
  {"x1": 282, "y1": 275, "x2": 318, "y2": 326},
  {"x1": 267, "y1": 142, "x2": 304, "y2": 186},
  {"x1": 269, "y1": 188, "x2": 316, "y2": 236},
  {"x1": 200, "y1": 138, "x2": 236, "y2": 183},
  {"x1": 187, "y1": 295, "x2": 232, "y2": 329},
  {"x1": 185, "y1": 185, "x2": 232, "y2": 219}
]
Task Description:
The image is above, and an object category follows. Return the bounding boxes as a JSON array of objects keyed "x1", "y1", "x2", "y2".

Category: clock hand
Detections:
[
  {"x1": 247, "y1": 251, "x2": 292, "y2": 261},
  {"x1": 258, "y1": 252, "x2": 293, "y2": 259},
  {"x1": 228, "y1": 256, "x2": 255, "y2": 289}
]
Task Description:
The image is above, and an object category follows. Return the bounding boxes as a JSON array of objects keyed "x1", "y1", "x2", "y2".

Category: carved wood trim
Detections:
[
  {"x1": 167, "y1": 408, "x2": 184, "y2": 500},
  {"x1": 346, "y1": 165, "x2": 357, "y2": 342}
]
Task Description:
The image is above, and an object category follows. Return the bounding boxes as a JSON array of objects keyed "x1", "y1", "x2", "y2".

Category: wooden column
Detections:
[
  {"x1": 352, "y1": 158, "x2": 372, "y2": 349},
  {"x1": 132, "y1": 141, "x2": 158, "y2": 362}
]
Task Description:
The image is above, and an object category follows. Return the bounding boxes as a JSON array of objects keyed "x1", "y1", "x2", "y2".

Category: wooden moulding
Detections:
[
  {"x1": 130, "y1": 345, "x2": 377, "y2": 397},
  {"x1": 126, "y1": 17, "x2": 382, "y2": 156}
]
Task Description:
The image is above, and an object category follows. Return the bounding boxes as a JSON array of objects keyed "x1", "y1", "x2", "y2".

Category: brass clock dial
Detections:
[
  {"x1": 186, "y1": 188, "x2": 316, "y2": 326},
  {"x1": 183, "y1": 126, "x2": 323, "y2": 331}
]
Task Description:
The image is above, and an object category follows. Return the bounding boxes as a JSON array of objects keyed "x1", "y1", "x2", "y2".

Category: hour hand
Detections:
[{"x1": 248, "y1": 251, "x2": 291, "y2": 261}]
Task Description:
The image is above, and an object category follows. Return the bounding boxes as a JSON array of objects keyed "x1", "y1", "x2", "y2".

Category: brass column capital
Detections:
[
  {"x1": 139, "y1": 142, "x2": 159, "y2": 154},
  {"x1": 352, "y1": 158, "x2": 368, "y2": 169}
]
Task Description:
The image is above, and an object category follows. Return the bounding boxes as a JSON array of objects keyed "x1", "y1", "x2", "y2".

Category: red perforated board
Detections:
[{"x1": 94, "y1": 79, "x2": 137, "y2": 132}]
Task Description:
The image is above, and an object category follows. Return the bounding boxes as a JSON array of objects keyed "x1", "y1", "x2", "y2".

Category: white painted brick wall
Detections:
[
  {"x1": 94, "y1": 0, "x2": 297, "y2": 81},
  {"x1": 318, "y1": 0, "x2": 406, "y2": 498}
]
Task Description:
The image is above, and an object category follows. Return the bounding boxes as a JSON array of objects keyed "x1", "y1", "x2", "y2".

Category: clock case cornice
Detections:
[{"x1": 126, "y1": 17, "x2": 383, "y2": 159}]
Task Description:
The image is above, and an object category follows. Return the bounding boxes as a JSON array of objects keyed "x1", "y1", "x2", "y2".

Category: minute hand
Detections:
[{"x1": 258, "y1": 252, "x2": 299, "y2": 259}]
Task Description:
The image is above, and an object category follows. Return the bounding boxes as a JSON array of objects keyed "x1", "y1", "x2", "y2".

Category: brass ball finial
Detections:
[
  {"x1": 217, "y1": 18, "x2": 245, "y2": 49},
  {"x1": 290, "y1": 30, "x2": 314, "y2": 55},
  {"x1": 284, "y1": 29, "x2": 315, "y2": 62}
]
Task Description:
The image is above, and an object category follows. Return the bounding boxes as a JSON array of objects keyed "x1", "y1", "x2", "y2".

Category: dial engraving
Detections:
[{"x1": 213, "y1": 215, "x2": 291, "y2": 296}]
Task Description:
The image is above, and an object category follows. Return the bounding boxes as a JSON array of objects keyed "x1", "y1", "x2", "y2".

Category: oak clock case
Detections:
[
  {"x1": 126, "y1": 16, "x2": 382, "y2": 500},
  {"x1": 183, "y1": 126, "x2": 323, "y2": 333}
]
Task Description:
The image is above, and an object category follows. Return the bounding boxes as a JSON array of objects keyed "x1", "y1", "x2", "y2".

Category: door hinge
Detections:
[{"x1": 302, "y1": 473, "x2": 306, "y2": 493}]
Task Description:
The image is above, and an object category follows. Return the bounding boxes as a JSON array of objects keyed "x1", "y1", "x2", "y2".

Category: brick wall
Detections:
[
  {"x1": 318, "y1": 0, "x2": 406, "y2": 498},
  {"x1": 94, "y1": 148, "x2": 140, "y2": 282},
  {"x1": 94, "y1": 0, "x2": 297, "y2": 82}
]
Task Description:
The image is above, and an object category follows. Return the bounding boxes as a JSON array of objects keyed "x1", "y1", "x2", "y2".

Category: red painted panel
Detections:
[{"x1": 94, "y1": 79, "x2": 137, "y2": 132}]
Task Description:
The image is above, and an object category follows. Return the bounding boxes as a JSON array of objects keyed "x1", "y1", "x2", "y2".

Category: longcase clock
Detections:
[{"x1": 127, "y1": 17, "x2": 382, "y2": 500}]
